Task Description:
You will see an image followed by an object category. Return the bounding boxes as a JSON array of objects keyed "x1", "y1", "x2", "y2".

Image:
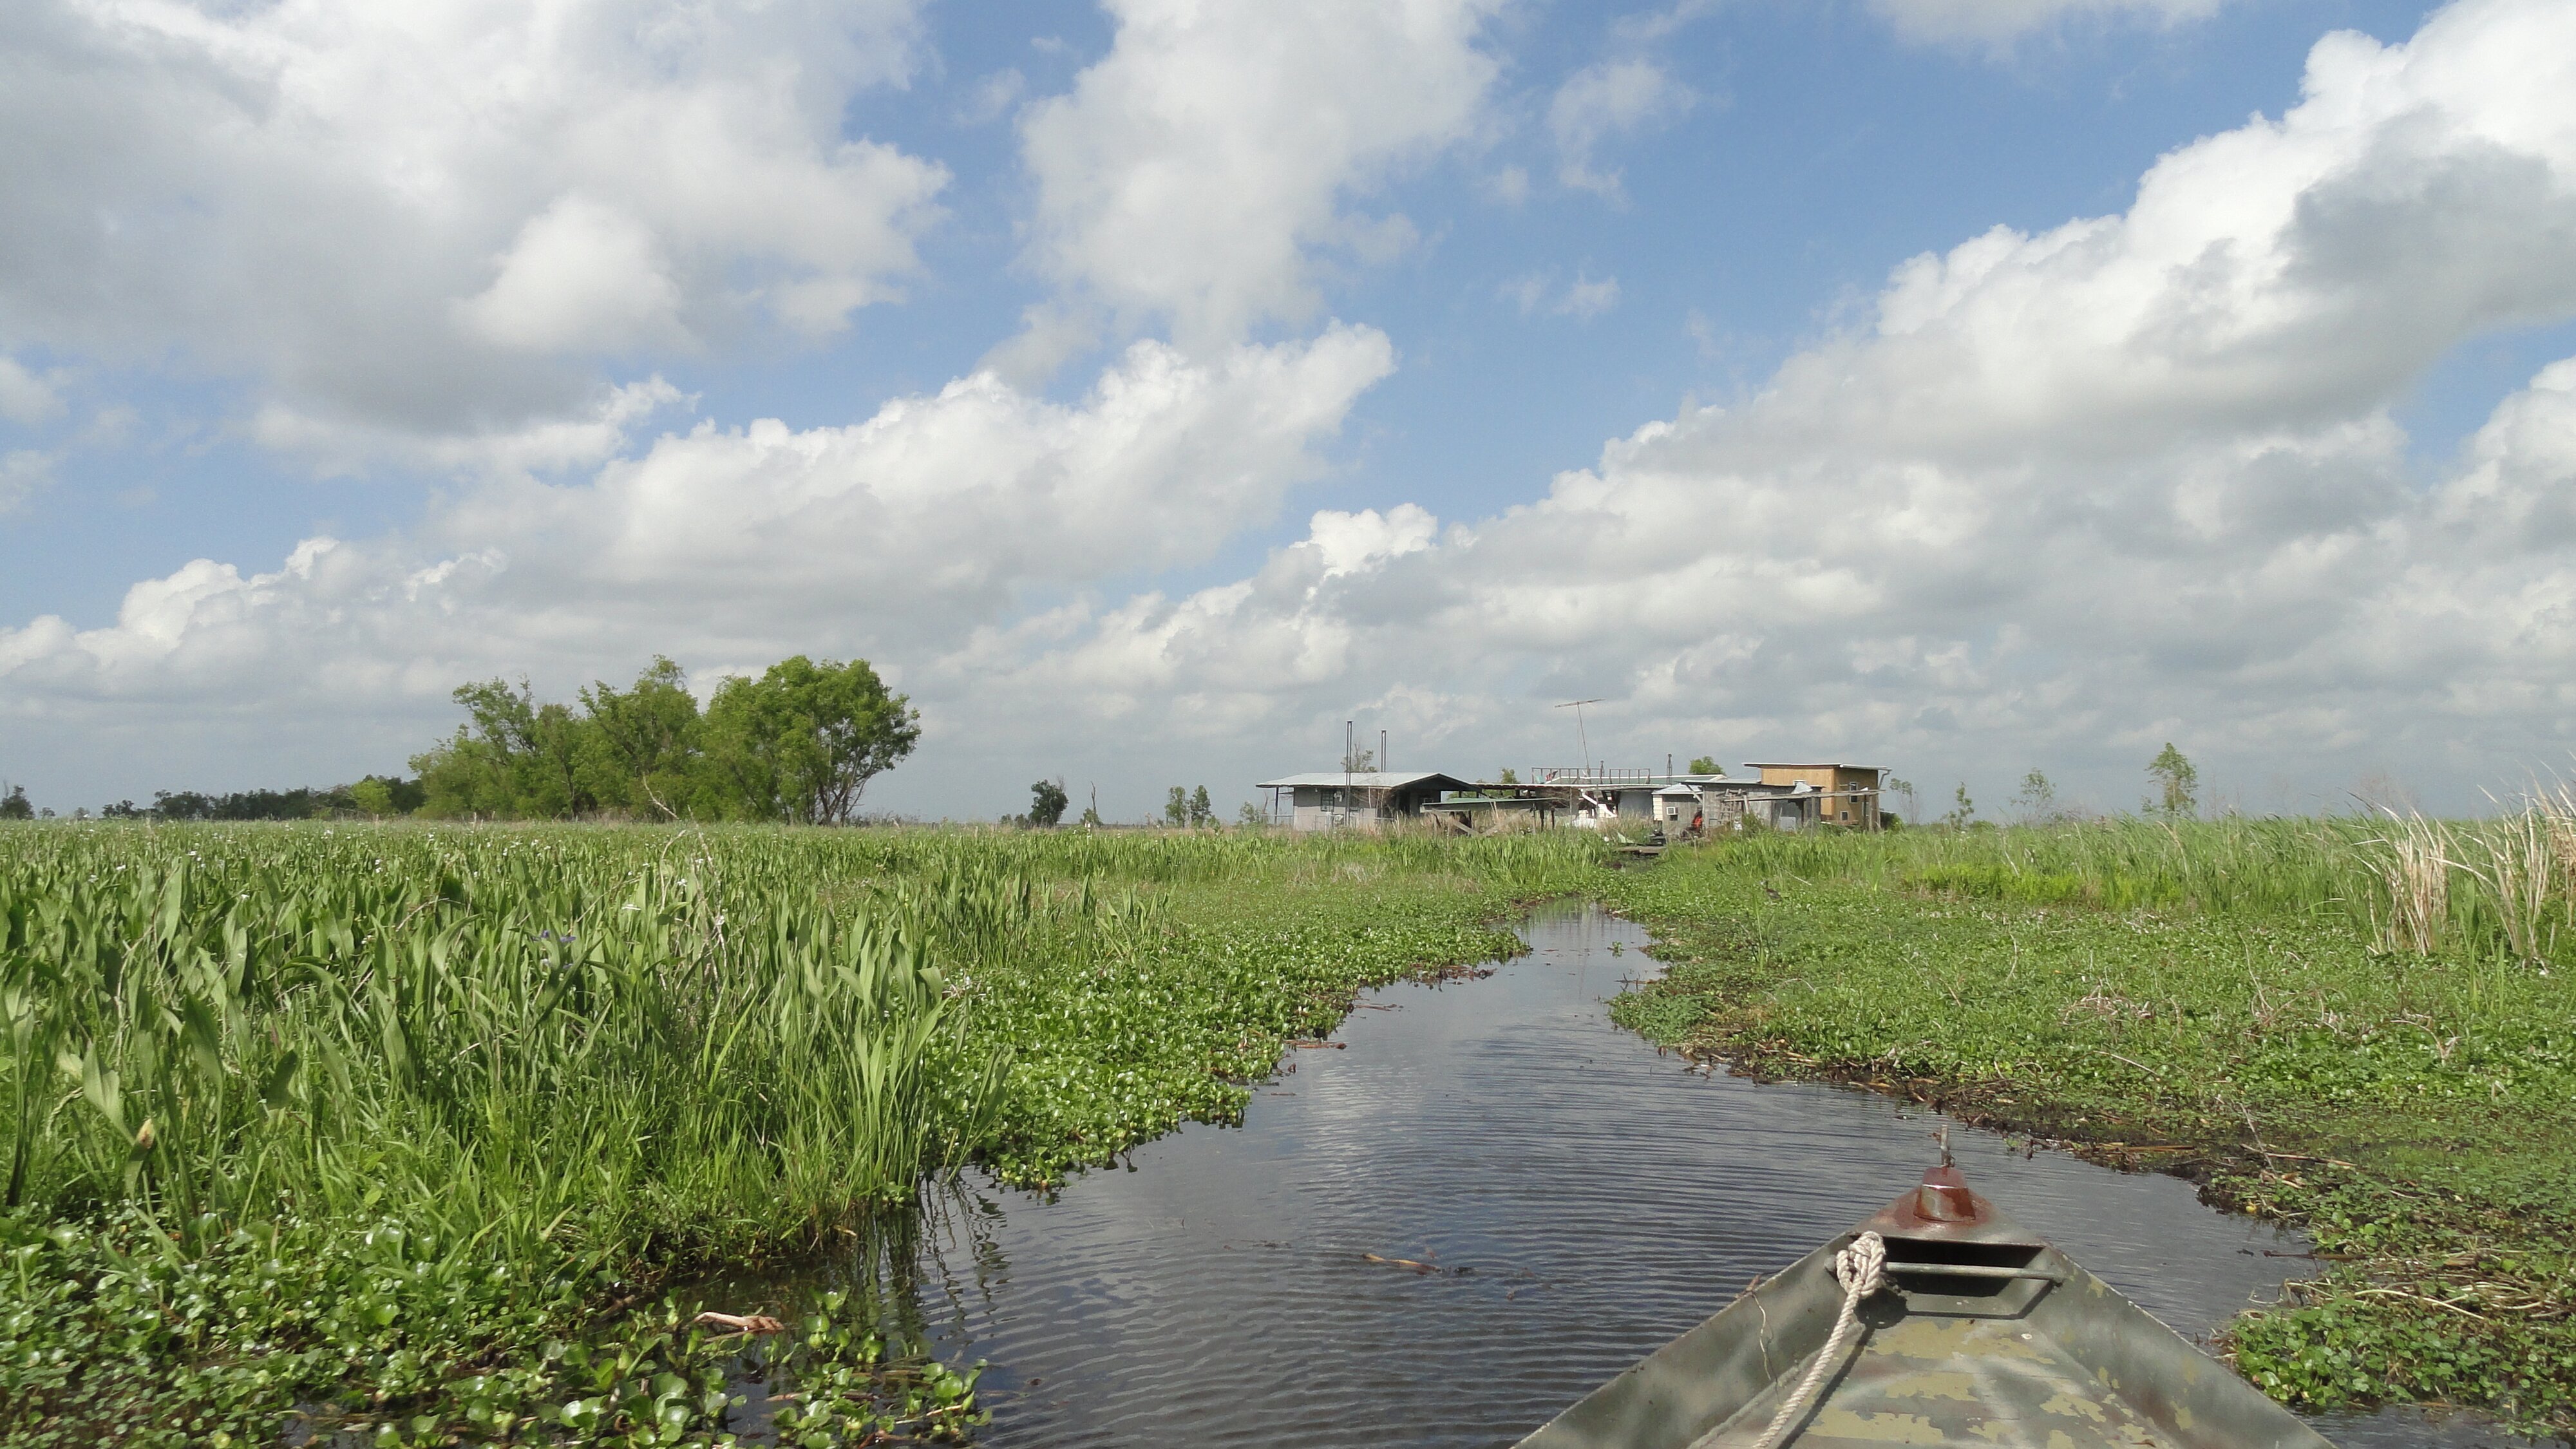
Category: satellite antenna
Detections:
[{"x1": 1556, "y1": 698, "x2": 1605, "y2": 778}]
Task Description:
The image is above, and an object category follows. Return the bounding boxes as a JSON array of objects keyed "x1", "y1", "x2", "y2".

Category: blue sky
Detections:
[{"x1": 5, "y1": 0, "x2": 2575, "y2": 819}]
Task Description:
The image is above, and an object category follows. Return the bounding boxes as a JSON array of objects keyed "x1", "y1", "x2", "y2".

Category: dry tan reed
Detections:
[
  {"x1": 2537, "y1": 780, "x2": 2576, "y2": 923},
  {"x1": 2364, "y1": 810, "x2": 2452, "y2": 955},
  {"x1": 2457, "y1": 803, "x2": 2555, "y2": 961}
]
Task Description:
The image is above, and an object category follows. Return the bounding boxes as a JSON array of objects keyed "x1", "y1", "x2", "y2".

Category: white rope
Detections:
[{"x1": 1743, "y1": 1231, "x2": 1887, "y2": 1449}]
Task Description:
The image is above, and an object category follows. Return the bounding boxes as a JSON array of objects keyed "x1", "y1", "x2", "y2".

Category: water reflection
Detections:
[{"x1": 866, "y1": 902, "x2": 2522, "y2": 1448}]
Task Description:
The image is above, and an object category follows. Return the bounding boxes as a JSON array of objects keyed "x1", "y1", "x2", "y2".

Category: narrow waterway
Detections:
[{"x1": 870, "y1": 903, "x2": 2518, "y2": 1448}]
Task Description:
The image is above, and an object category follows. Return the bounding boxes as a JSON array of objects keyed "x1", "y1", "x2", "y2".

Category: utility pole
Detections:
[
  {"x1": 1345, "y1": 719, "x2": 1354, "y2": 831},
  {"x1": 1380, "y1": 728, "x2": 1391, "y2": 825}
]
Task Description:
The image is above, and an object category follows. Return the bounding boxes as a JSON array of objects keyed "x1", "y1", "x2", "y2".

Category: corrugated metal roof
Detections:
[
  {"x1": 1745, "y1": 762, "x2": 1884, "y2": 771},
  {"x1": 1255, "y1": 771, "x2": 1475, "y2": 790}
]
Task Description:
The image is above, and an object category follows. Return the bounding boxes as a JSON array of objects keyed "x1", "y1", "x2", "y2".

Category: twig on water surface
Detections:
[
  {"x1": 2252, "y1": 1150, "x2": 2358, "y2": 1168},
  {"x1": 1361, "y1": 1253, "x2": 1438, "y2": 1274},
  {"x1": 2348, "y1": 1288, "x2": 2486, "y2": 1320},
  {"x1": 693, "y1": 1311, "x2": 788, "y2": 1334}
]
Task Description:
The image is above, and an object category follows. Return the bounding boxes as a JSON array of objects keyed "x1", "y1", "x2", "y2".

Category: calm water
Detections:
[{"x1": 840, "y1": 904, "x2": 2527, "y2": 1448}]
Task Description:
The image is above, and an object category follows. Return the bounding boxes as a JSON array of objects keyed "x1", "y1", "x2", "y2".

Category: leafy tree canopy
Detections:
[
  {"x1": 412, "y1": 654, "x2": 918, "y2": 822},
  {"x1": 1028, "y1": 779, "x2": 1069, "y2": 828},
  {"x1": 703, "y1": 656, "x2": 920, "y2": 825},
  {"x1": 2146, "y1": 743, "x2": 2199, "y2": 818},
  {"x1": 2013, "y1": 768, "x2": 2058, "y2": 820}
]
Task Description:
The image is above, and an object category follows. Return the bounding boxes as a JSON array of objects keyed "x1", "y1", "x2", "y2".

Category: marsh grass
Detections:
[
  {"x1": 1722, "y1": 807, "x2": 2576, "y2": 967},
  {"x1": 1608, "y1": 817, "x2": 2576, "y2": 1433},
  {"x1": 0, "y1": 820, "x2": 1608, "y2": 1444}
]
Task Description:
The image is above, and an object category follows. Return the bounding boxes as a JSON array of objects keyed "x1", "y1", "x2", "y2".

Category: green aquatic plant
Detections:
[
  {"x1": 1608, "y1": 819, "x2": 2576, "y2": 1435},
  {"x1": 0, "y1": 820, "x2": 1610, "y2": 1440}
]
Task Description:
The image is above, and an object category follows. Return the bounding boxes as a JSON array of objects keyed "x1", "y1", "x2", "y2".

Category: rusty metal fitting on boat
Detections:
[
  {"x1": 1857, "y1": 1162, "x2": 2047, "y2": 1248},
  {"x1": 1915, "y1": 1164, "x2": 1977, "y2": 1222}
]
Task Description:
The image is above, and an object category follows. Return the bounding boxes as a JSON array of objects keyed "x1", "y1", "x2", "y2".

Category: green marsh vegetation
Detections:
[
  {"x1": 19, "y1": 776, "x2": 2566, "y2": 1439},
  {"x1": 0, "y1": 822, "x2": 1605, "y2": 1445},
  {"x1": 1607, "y1": 808, "x2": 2576, "y2": 1435}
]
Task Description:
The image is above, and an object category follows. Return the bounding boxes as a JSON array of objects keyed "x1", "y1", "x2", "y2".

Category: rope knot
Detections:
[{"x1": 1835, "y1": 1230, "x2": 1886, "y2": 1300}]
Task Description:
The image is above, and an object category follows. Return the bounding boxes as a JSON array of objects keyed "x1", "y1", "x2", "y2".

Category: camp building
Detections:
[
  {"x1": 1255, "y1": 772, "x2": 1477, "y2": 831},
  {"x1": 1256, "y1": 762, "x2": 1887, "y2": 833},
  {"x1": 1742, "y1": 763, "x2": 1887, "y2": 829}
]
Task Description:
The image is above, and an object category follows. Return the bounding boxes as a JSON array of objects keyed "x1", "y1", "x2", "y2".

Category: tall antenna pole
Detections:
[
  {"x1": 1556, "y1": 699, "x2": 1604, "y2": 779},
  {"x1": 1381, "y1": 729, "x2": 1388, "y2": 775},
  {"x1": 1345, "y1": 719, "x2": 1354, "y2": 831}
]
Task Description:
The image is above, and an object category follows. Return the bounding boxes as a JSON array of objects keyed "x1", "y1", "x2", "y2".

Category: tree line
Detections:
[
  {"x1": 1007, "y1": 781, "x2": 1260, "y2": 830},
  {"x1": 1, "y1": 781, "x2": 423, "y2": 823},
  {"x1": 0, "y1": 654, "x2": 919, "y2": 824},
  {"x1": 412, "y1": 655, "x2": 918, "y2": 822}
]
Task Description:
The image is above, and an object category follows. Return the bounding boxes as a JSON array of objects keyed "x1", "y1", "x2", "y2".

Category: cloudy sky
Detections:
[{"x1": 5, "y1": 0, "x2": 2574, "y2": 820}]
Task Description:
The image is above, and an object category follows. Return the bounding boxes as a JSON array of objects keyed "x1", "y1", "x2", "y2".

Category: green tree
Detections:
[
  {"x1": 1498, "y1": 766, "x2": 1519, "y2": 784},
  {"x1": 1341, "y1": 747, "x2": 1375, "y2": 772},
  {"x1": 348, "y1": 778, "x2": 396, "y2": 818},
  {"x1": 1028, "y1": 779, "x2": 1069, "y2": 827},
  {"x1": 412, "y1": 677, "x2": 598, "y2": 818},
  {"x1": 2012, "y1": 768, "x2": 2057, "y2": 820},
  {"x1": 580, "y1": 657, "x2": 705, "y2": 819},
  {"x1": 1164, "y1": 786, "x2": 1189, "y2": 826},
  {"x1": 0, "y1": 786, "x2": 30, "y2": 820},
  {"x1": 2146, "y1": 743, "x2": 2198, "y2": 818},
  {"x1": 383, "y1": 775, "x2": 428, "y2": 813},
  {"x1": 1236, "y1": 800, "x2": 1267, "y2": 828},
  {"x1": 1943, "y1": 782, "x2": 1976, "y2": 829},
  {"x1": 701, "y1": 656, "x2": 920, "y2": 824},
  {"x1": 1687, "y1": 755, "x2": 1719, "y2": 775},
  {"x1": 1189, "y1": 785, "x2": 1213, "y2": 826}
]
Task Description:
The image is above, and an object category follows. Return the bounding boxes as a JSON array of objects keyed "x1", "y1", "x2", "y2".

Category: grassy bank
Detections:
[
  {"x1": 0, "y1": 823, "x2": 1606, "y2": 1446},
  {"x1": 1604, "y1": 819, "x2": 2576, "y2": 1436}
]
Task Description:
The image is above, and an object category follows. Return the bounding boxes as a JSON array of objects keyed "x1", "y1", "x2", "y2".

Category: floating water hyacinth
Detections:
[{"x1": 0, "y1": 819, "x2": 1608, "y2": 1441}]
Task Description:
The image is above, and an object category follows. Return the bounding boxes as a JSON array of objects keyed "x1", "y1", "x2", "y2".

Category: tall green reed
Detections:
[
  {"x1": 1700, "y1": 810, "x2": 2571, "y2": 965},
  {"x1": 0, "y1": 826, "x2": 1007, "y2": 1269}
]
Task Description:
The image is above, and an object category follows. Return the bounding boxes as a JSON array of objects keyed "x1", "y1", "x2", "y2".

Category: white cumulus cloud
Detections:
[
  {"x1": 1014, "y1": 0, "x2": 1503, "y2": 353},
  {"x1": 11, "y1": 0, "x2": 2576, "y2": 822},
  {"x1": 935, "y1": 0, "x2": 2576, "y2": 811},
  {"x1": 0, "y1": 0, "x2": 943, "y2": 464},
  {"x1": 458, "y1": 197, "x2": 691, "y2": 355},
  {"x1": 0, "y1": 328, "x2": 1396, "y2": 796}
]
